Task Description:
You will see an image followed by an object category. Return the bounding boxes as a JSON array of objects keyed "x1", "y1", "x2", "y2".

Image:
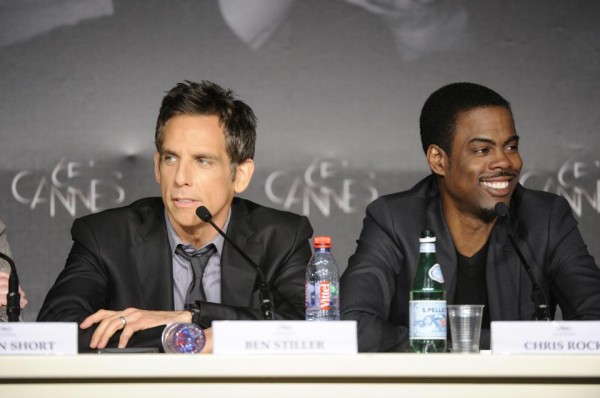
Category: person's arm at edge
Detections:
[{"x1": 544, "y1": 196, "x2": 600, "y2": 319}]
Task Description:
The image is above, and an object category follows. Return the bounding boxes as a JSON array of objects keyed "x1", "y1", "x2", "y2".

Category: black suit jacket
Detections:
[
  {"x1": 38, "y1": 197, "x2": 313, "y2": 351},
  {"x1": 340, "y1": 175, "x2": 600, "y2": 352}
]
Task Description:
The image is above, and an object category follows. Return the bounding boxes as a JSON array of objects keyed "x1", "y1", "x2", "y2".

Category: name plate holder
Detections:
[
  {"x1": 0, "y1": 322, "x2": 78, "y2": 355},
  {"x1": 491, "y1": 321, "x2": 600, "y2": 354},
  {"x1": 213, "y1": 320, "x2": 357, "y2": 355}
]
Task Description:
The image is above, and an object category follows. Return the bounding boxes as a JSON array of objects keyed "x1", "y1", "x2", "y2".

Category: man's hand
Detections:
[
  {"x1": 80, "y1": 308, "x2": 192, "y2": 349},
  {"x1": 0, "y1": 271, "x2": 28, "y2": 309}
]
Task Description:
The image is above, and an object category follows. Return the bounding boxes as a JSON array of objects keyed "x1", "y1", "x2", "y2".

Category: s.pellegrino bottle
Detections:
[
  {"x1": 305, "y1": 236, "x2": 340, "y2": 320},
  {"x1": 409, "y1": 230, "x2": 447, "y2": 352}
]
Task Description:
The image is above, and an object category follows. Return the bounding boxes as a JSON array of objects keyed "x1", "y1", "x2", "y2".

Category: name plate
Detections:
[
  {"x1": 491, "y1": 321, "x2": 600, "y2": 354},
  {"x1": 0, "y1": 322, "x2": 78, "y2": 355},
  {"x1": 213, "y1": 320, "x2": 357, "y2": 355}
]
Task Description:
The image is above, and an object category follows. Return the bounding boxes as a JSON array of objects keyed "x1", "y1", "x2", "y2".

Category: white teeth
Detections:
[{"x1": 482, "y1": 181, "x2": 509, "y2": 189}]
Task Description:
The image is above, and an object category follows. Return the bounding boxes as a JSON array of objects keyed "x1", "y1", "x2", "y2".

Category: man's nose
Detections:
[
  {"x1": 489, "y1": 148, "x2": 514, "y2": 170},
  {"x1": 174, "y1": 161, "x2": 192, "y2": 186}
]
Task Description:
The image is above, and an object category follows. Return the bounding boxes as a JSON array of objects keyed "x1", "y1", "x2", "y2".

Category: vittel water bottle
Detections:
[
  {"x1": 305, "y1": 236, "x2": 340, "y2": 321},
  {"x1": 409, "y1": 230, "x2": 447, "y2": 352}
]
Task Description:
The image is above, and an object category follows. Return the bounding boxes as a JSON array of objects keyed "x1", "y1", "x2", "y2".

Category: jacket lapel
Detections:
[
  {"x1": 130, "y1": 205, "x2": 174, "y2": 310},
  {"x1": 425, "y1": 186, "x2": 457, "y2": 302},
  {"x1": 221, "y1": 200, "x2": 262, "y2": 307}
]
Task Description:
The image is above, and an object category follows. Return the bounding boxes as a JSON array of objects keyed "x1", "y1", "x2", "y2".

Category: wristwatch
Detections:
[{"x1": 184, "y1": 301, "x2": 212, "y2": 328}]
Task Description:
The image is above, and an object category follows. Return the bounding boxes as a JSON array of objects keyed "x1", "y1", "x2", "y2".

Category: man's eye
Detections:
[
  {"x1": 506, "y1": 144, "x2": 519, "y2": 152},
  {"x1": 163, "y1": 155, "x2": 177, "y2": 163},
  {"x1": 475, "y1": 147, "x2": 490, "y2": 154}
]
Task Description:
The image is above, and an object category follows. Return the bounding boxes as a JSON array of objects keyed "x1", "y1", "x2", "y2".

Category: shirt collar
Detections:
[{"x1": 165, "y1": 208, "x2": 230, "y2": 256}]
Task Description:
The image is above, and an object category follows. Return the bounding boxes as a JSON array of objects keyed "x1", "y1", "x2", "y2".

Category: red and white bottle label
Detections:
[{"x1": 319, "y1": 281, "x2": 331, "y2": 310}]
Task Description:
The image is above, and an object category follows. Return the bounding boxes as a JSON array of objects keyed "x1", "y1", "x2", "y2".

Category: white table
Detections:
[{"x1": 1, "y1": 353, "x2": 599, "y2": 397}]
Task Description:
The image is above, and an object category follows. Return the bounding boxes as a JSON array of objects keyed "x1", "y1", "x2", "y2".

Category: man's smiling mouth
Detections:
[{"x1": 482, "y1": 181, "x2": 509, "y2": 190}]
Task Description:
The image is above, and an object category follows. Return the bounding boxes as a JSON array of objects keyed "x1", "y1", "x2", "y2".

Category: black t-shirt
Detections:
[{"x1": 454, "y1": 242, "x2": 491, "y2": 331}]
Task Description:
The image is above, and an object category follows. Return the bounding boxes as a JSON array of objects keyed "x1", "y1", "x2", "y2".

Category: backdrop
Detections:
[{"x1": 1, "y1": 0, "x2": 599, "y2": 320}]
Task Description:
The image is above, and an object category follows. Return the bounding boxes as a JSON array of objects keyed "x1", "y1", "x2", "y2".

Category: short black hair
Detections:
[
  {"x1": 155, "y1": 80, "x2": 257, "y2": 177},
  {"x1": 419, "y1": 82, "x2": 512, "y2": 155}
]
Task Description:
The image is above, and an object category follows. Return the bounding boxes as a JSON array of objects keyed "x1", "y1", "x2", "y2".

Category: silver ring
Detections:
[{"x1": 119, "y1": 316, "x2": 127, "y2": 327}]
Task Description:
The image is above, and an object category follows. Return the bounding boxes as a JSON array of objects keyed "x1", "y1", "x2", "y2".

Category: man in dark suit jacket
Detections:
[
  {"x1": 340, "y1": 82, "x2": 600, "y2": 352},
  {"x1": 38, "y1": 81, "x2": 313, "y2": 352}
]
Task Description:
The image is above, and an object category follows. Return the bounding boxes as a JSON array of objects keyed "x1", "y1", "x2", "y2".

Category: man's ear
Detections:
[
  {"x1": 233, "y1": 159, "x2": 255, "y2": 193},
  {"x1": 426, "y1": 144, "x2": 448, "y2": 177}
]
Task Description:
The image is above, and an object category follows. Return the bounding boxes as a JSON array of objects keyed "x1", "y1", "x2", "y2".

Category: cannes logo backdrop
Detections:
[
  {"x1": 11, "y1": 156, "x2": 599, "y2": 221},
  {"x1": 11, "y1": 158, "x2": 125, "y2": 217},
  {"x1": 521, "y1": 158, "x2": 600, "y2": 218},
  {"x1": 265, "y1": 158, "x2": 379, "y2": 217}
]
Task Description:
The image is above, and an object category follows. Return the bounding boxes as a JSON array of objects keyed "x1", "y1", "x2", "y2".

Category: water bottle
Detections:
[
  {"x1": 409, "y1": 230, "x2": 447, "y2": 352},
  {"x1": 305, "y1": 236, "x2": 340, "y2": 321}
]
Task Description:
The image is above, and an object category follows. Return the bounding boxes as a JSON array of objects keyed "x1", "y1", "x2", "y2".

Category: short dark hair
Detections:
[
  {"x1": 419, "y1": 82, "x2": 512, "y2": 155},
  {"x1": 155, "y1": 80, "x2": 257, "y2": 176}
]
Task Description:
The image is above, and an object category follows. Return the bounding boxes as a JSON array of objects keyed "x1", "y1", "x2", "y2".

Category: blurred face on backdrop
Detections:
[
  {"x1": 154, "y1": 114, "x2": 254, "y2": 245},
  {"x1": 431, "y1": 106, "x2": 522, "y2": 221}
]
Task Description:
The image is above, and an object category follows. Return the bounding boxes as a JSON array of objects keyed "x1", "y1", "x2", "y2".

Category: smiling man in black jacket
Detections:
[{"x1": 341, "y1": 82, "x2": 600, "y2": 352}]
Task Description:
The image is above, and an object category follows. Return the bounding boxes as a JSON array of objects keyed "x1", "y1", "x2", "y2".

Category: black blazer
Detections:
[
  {"x1": 340, "y1": 175, "x2": 600, "y2": 352},
  {"x1": 38, "y1": 197, "x2": 313, "y2": 351}
]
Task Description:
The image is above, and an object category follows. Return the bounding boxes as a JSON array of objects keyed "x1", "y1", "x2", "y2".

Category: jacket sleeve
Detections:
[
  {"x1": 37, "y1": 218, "x2": 161, "y2": 352},
  {"x1": 544, "y1": 196, "x2": 600, "y2": 319},
  {"x1": 37, "y1": 217, "x2": 114, "y2": 350},
  {"x1": 340, "y1": 198, "x2": 410, "y2": 352}
]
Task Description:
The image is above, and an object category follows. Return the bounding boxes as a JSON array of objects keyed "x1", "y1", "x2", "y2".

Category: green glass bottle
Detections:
[{"x1": 409, "y1": 230, "x2": 447, "y2": 353}]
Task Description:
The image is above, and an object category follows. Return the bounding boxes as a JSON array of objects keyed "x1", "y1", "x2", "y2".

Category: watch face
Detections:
[{"x1": 192, "y1": 312, "x2": 202, "y2": 326}]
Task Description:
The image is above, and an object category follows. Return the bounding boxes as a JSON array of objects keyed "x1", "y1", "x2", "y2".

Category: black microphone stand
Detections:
[
  {"x1": 196, "y1": 207, "x2": 275, "y2": 320},
  {"x1": 0, "y1": 252, "x2": 21, "y2": 322},
  {"x1": 495, "y1": 204, "x2": 551, "y2": 321}
]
